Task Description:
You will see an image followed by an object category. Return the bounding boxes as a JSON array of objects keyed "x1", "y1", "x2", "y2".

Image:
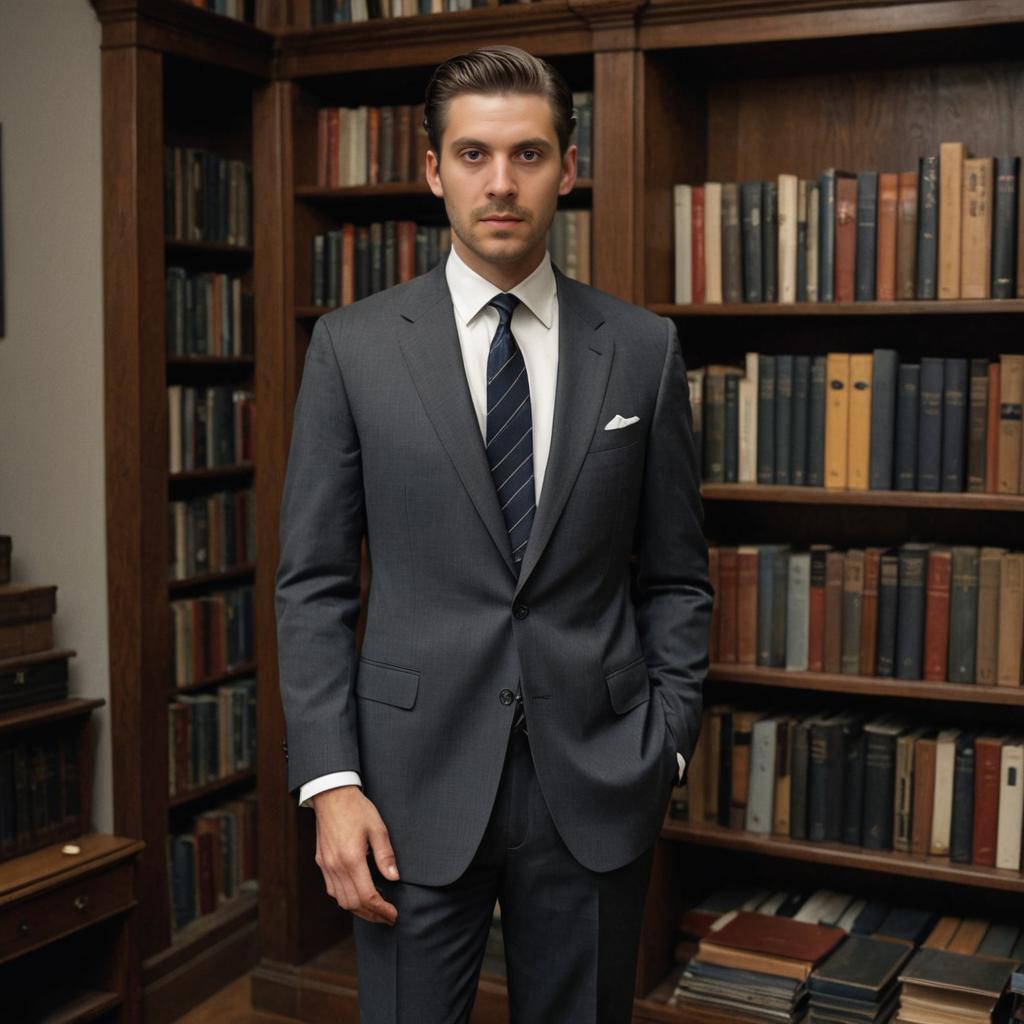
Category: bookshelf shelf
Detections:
[
  {"x1": 707, "y1": 664, "x2": 1024, "y2": 705},
  {"x1": 165, "y1": 239, "x2": 254, "y2": 258},
  {"x1": 650, "y1": 299, "x2": 1024, "y2": 317},
  {"x1": 168, "y1": 463, "x2": 254, "y2": 483},
  {"x1": 167, "y1": 768, "x2": 257, "y2": 810},
  {"x1": 167, "y1": 563, "x2": 255, "y2": 592},
  {"x1": 660, "y1": 820, "x2": 1024, "y2": 893},
  {"x1": 699, "y1": 484, "x2": 1024, "y2": 511},
  {"x1": 0, "y1": 697, "x2": 103, "y2": 737},
  {"x1": 166, "y1": 355, "x2": 254, "y2": 367},
  {"x1": 168, "y1": 660, "x2": 257, "y2": 696}
]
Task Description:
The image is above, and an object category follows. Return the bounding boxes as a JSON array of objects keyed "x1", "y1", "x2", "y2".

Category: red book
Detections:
[
  {"x1": 860, "y1": 547, "x2": 882, "y2": 676},
  {"x1": 986, "y1": 362, "x2": 1001, "y2": 494},
  {"x1": 700, "y1": 911, "x2": 845, "y2": 965},
  {"x1": 807, "y1": 545, "x2": 829, "y2": 672},
  {"x1": 736, "y1": 547, "x2": 759, "y2": 666},
  {"x1": 692, "y1": 186, "x2": 706, "y2": 304},
  {"x1": 718, "y1": 547, "x2": 739, "y2": 663},
  {"x1": 972, "y1": 735, "x2": 1004, "y2": 866},
  {"x1": 875, "y1": 172, "x2": 899, "y2": 300},
  {"x1": 834, "y1": 175, "x2": 858, "y2": 302},
  {"x1": 923, "y1": 548, "x2": 952, "y2": 682}
]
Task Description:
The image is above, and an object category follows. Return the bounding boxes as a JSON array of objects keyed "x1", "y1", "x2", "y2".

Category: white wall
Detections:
[{"x1": 0, "y1": 0, "x2": 112, "y2": 832}]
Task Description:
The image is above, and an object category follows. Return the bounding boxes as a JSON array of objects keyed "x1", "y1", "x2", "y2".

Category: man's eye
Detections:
[
  {"x1": 520, "y1": 150, "x2": 539, "y2": 161},
  {"x1": 464, "y1": 150, "x2": 482, "y2": 161}
]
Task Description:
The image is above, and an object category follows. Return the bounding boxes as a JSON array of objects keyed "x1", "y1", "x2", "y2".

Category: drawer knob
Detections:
[
  {"x1": 17, "y1": 921, "x2": 29, "y2": 936},
  {"x1": 74, "y1": 894, "x2": 90, "y2": 912}
]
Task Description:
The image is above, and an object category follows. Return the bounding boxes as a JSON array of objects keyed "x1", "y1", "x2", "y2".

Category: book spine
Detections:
[
  {"x1": 896, "y1": 170, "x2": 918, "y2": 299},
  {"x1": 917, "y1": 356, "x2": 945, "y2": 492},
  {"x1": 855, "y1": 171, "x2": 879, "y2": 300},
  {"x1": 972, "y1": 738, "x2": 1002, "y2": 866},
  {"x1": 808, "y1": 547, "x2": 828, "y2": 672},
  {"x1": 785, "y1": 553, "x2": 811, "y2": 671},
  {"x1": 862, "y1": 732, "x2": 897, "y2": 850},
  {"x1": 847, "y1": 353, "x2": 873, "y2": 490},
  {"x1": 916, "y1": 155, "x2": 939, "y2": 299},
  {"x1": 835, "y1": 174, "x2": 857, "y2": 302},
  {"x1": 790, "y1": 720, "x2": 811, "y2": 840},
  {"x1": 860, "y1": 548, "x2": 881, "y2": 676},
  {"x1": 948, "y1": 547, "x2": 980, "y2": 683},
  {"x1": 796, "y1": 180, "x2": 809, "y2": 303},
  {"x1": 791, "y1": 355, "x2": 811, "y2": 485},
  {"x1": 722, "y1": 183, "x2": 743, "y2": 303},
  {"x1": 991, "y1": 156, "x2": 1018, "y2": 298},
  {"x1": 896, "y1": 546, "x2": 928, "y2": 680},
  {"x1": 876, "y1": 172, "x2": 899, "y2": 300},
  {"x1": 842, "y1": 727, "x2": 866, "y2": 845},
  {"x1": 824, "y1": 551, "x2": 845, "y2": 674},
  {"x1": 818, "y1": 170, "x2": 837, "y2": 302},
  {"x1": 941, "y1": 357, "x2": 968, "y2": 491},
  {"x1": 774, "y1": 355, "x2": 794, "y2": 484},
  {"x1": 895, "y1": 363, "x2": 921, "y2": 490},
  {"x1": 807, "y1": 355, "x2": 827, "y2": 486},
  {"x1": 966, "y1": 358, "x2": 990, "y2": 492},
  {"x1": 757, "y1": 355, "x2": 777, "y2": 484},
  {"x1": 741, "y1": 182, "x2": 763, "y2": 302},
  {"x1": 762, "y1": 181, "x2": 778, "y2": 302},
  {"x1": 949, "y1": 736, "x2": 976, "y2": 864},
  {"x1": 923, "y1": 549, "x2": 952, "y2": 682},
  {"x1": 724, "y1": 373, "x2": 740, "y2": 483},
  {"x1": 825, "y1": 353, "x2": 850, "y2": 488},
  {"x1": 841, "y1": 550, "x2": 865, "y2": 675},
  {"x1": 869, "y1": 349, "x2": 899, "y2": 490}
]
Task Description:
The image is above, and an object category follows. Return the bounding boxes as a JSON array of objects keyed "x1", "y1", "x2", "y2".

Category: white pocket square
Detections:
[{"x1": 604, "y1": 414, "x2": 640, "y2": 431}]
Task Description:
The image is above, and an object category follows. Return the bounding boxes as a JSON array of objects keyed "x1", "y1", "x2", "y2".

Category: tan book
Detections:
[
  {"x1": 860, "y1": 547, "x2": 882, "y2": 676},
  {"x1": 823, "y1": 550, "x2": 845, "y2": 673},
  {"x1": 923, "y1": 916, "x2": 961, "y2": 949},
  {"x1": 999, "y1": 354, "x2": 1024, "y2": 493},
  {"x1": 876, "y1": 172, "x2": 899, "y2": 300},
  {"x1": 697, "y1": 942, "x2": 813, "y2": 982},
  {"x1": 894, "y1": 726, "x2": 929, "y2": 852},
  {"x1": 975, "y1": 547, "x2": 1006, "y2": 685},
  {"x1": 929, "y1": 728, "x2": 961, "y2": 856},
  {"x1": 778, "y1": 173, "x2": 799, "y2": 303},
  {"x1": 674, "y1": 184, "x2": 693, "y2": 304},
  {"x1": 960, "y1": 157, "x2": 993, "y2": 299},
  {"x1": 704, "y1": 182, "x2": 723, "y2": 304},
  {"x1": 996, "y1": 551, "x2": 1023, "y2": 686},
  {"x1": 938, "y1": 141, "x2": 966, "y2": 299},
  {"x1": 995, "y1": 740, "x2": 1023, "y2": 870},
  {"x1": 847, "y1": 353, "x2": 873, "y2": 490},
  {"x1": 687, "y1": 722, "x2": 708, "y2": 823},
  {"x1": 946, "y1": 918, "x2": 988, "y2": 955},
  {"x1": 896, "y1": 170, "x2": 919, "y2": 299},
  {"x1": 911, "y1": 733, "x2": 938, "y2": 856},
  {"x1": 825, "y1": 353, "x2": 851, "y2": 489},
  {"x1": 738, "y1": 376, "x2": 758, "y2": 484}
]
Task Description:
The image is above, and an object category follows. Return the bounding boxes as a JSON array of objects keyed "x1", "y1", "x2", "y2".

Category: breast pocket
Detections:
[{"x1": 587, "y1": 418, "x2": 642, "y2": 455}]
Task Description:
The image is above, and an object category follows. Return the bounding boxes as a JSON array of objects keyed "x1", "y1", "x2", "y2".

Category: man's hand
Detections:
[{"x1": 312, "y1": 786, "x2": 400, "y2": 925}]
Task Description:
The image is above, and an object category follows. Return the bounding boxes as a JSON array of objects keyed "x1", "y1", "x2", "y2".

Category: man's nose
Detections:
[{"x1": 486, "y1": 157, "x2": 517, "y2": 197}]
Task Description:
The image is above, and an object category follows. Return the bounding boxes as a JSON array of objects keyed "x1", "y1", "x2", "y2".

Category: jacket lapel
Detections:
[
  {"x1": 397, "y1": 262, "x2": 518, "y2": 578},
  {"x1": 513, "y1": 266, "x2": 611, "y2": 599}
]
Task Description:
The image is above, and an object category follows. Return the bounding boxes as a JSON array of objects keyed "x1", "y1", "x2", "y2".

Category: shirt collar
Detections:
[{"x1": 446, "y1": 244, "x2": 556, "y2": 330}]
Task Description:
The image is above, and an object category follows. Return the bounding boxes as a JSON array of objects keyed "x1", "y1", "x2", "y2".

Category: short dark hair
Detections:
[{"x1": 423, "y1": 45, "x2": 576, "y2": 161}]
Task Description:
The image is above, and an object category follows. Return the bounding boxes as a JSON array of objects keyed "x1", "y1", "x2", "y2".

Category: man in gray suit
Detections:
[{"x1": 275, "y1": 44, "x2": 711, "y2": 1024}]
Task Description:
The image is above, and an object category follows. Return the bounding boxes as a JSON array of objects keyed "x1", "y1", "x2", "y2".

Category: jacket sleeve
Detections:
[
  {"x1": 632, "y1": 316, "x2": 713, "y2": 768},
  {"x1": 275, "y1": 314, "x2": 365, "y2": 795}
]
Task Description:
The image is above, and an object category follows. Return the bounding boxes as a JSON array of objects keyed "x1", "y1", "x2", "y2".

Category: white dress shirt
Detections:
[{"x1": 298, "y1": 246, "x2": 684, "y2": 808}]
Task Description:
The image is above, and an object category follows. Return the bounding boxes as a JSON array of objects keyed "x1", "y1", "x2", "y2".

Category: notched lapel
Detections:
[
  {"x1": 514, "y1": 267, "x2": 611, "y2": 597},
  {"x1": 397, "y1": 264, "x2": 518, "y2": 578}
]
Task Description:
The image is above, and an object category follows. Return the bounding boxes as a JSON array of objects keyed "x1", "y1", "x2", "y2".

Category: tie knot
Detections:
[{"x1": 487, "y1": 292, "x2": 520, "y2": 327}]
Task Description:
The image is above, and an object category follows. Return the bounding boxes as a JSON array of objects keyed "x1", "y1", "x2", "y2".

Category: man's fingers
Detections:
[
  {"x1": 351, "y1": 858, "x2": 398, "y2": 924},
  {"x1": 369, "y1": 822, "x2": 400, "y2": 881}
]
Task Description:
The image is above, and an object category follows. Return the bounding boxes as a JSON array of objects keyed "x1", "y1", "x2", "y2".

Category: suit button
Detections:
[
  {"x1": 499, "y1": 689, "x2": 515, "y2": 705},
  {"x1": 512, "y1": 603, "x2": 529, "y2": 619}
]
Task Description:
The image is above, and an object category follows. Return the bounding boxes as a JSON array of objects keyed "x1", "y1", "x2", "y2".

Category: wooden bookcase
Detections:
[{"x1": 90, "y1": 0, "x2": 1024, "y2": 1021}]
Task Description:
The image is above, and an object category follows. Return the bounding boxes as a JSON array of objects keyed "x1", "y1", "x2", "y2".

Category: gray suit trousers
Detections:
[{"x1": 353, "y1": 714, "x2": 655, "y2": 1023}]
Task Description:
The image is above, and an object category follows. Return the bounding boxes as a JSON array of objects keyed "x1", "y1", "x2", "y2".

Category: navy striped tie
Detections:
[{"x1": 485, "y1": 293, "x2": 535, "y2": 569}]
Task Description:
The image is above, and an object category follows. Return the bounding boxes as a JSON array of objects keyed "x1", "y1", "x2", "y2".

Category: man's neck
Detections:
[{"x1": 451, "y1": 239, "x2": 545, "y2": 293}]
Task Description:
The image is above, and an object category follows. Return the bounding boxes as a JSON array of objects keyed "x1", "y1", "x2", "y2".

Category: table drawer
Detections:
[{"x1": 0, "y1": 861, "x2": 134, "y2": 963}]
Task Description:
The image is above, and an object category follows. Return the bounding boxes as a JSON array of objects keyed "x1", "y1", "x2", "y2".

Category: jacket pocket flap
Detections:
[
  {"x1": 605, "y1": 657, "x2": 650, "y2": 714},
  {"x1": 356, "y1": 658, "x2": 420, "y2": 709}
]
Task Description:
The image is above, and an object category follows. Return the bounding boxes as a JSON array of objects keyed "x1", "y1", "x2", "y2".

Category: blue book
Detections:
[
  {"x1": 807, "y1": 355, "x2": 828, "y2": 486},
  {"x1": 941, "y1": 357, "x2": 968, "y2": 491},
  {"x1": 894, "y1": 363, "x2": 920, "y2": 491},
  {"x1": 917, "y1": 356, "x2": 944, "y2": 492},
  {"x1": 855, "y1": 171, "x2": 879, "y2": 300},
  {"x1": 868, "y1": 349, "x2": 899, "y2": 489},
  {"x1": 775, "y1": 355, "x2": 794, "y2": 485}
]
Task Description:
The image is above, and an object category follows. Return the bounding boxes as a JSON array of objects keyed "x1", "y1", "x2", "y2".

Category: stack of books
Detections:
[
  {"x1": 896, "y1": 947, "x2": 1018, "y2": 1023},
  {"x1": 670, "y1": 909, "x2": 845, "y2": 1021},
  {"x1": 808, "y1": 933, "x2": 914, "y2": 1023}
]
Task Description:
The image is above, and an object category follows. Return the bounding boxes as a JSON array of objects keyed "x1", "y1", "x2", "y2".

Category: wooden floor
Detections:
[{"x1": 174, "y1": 972, "x2": 296, "y2": 1024}]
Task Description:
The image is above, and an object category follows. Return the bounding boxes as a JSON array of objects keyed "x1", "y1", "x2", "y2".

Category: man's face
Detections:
[{"x1": 425, "y1": 91, "x2": 577, "y2": 287}]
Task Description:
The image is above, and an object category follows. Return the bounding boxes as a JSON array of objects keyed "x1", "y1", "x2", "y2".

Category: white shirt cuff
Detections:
[
  {"x1": 676, "y1": 752, "x2": 686, "y2": 786},
  {"x1": 299, "y1": 771, "x2": 363, "y2": 808}
]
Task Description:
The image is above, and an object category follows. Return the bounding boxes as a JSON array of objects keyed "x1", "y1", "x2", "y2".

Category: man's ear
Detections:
[
  {"x1": 558, "y1": 143, "x2": 578, "y2": 196},
  {"x1": 425, "y1": 150, "x2": 444, "y2": 198}
]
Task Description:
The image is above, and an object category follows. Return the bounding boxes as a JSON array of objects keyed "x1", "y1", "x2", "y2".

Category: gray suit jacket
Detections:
[{"x1": 275, "y1": 258, "x2": 712, "y2": 887}]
